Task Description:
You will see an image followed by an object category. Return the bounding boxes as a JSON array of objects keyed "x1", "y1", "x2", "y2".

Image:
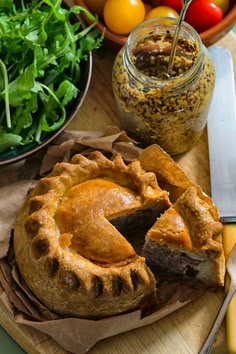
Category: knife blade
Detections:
[{"x1": 208, "y1": 46, "x2": 236, "y2": 354}]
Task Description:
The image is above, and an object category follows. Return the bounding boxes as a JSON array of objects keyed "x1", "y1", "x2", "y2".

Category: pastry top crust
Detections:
[
  {"x1": 146, "y1": 187, "x2": 223, "y2": 253},
  {"x1": 27, "y1": 151, "x2": 170, "y2": 264},
  {"x1": 139, "y1": 144, "x2": 219, "y2": 220},
  {"x1": 14, "y1": 151, "x2": 170, "y2": 318}
]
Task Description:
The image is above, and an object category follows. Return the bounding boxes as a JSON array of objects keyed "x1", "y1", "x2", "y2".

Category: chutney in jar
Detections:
[{"x1": 112, "y1": 18, "x2": 215, "y2": 156}]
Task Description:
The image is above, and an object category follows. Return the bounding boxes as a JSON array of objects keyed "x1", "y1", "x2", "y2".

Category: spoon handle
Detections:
[
  {"x1": 167, "y1": 0, "x2": 192, "y2": 75},
  {"x1": 199, "y1": 283, "x2": 236, "y2": 354}
]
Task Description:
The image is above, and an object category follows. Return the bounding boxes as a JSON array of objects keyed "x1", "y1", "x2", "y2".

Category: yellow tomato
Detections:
[
  {"x1": 85, "y1": 0, "x2": 107, "y2": 17},
  {"x1": 145, "y1": 5, "x2": 179, "y2": 19},
  {"x1": 213, "y1": 0, "x2": 230, "y2": 14},
  {"x1": 103, "y1": 0, "x2": 145, "y2": 35}
]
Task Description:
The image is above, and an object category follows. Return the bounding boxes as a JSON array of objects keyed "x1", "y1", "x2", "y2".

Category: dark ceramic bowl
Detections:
[
  {"x1": 76, "y1": 0, "x2": 236, "y2": 48},
  {"x1": 0, "y1": 2, "x2": 92, "y2": 166}
]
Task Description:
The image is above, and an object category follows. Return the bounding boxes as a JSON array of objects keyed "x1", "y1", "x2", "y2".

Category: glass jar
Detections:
[{"x1": 112, "y1": 18, "x2": 215, "y2": 156}]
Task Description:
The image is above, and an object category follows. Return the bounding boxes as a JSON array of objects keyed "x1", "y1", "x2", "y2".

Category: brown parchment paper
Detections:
[{"x1": 0, "y1": 127, "x2": 205, "y2": 354}]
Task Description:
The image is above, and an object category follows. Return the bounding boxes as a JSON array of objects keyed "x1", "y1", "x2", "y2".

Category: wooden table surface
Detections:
[{"x1": 0, "y1": 30, "x2": 236, "y2": 354}]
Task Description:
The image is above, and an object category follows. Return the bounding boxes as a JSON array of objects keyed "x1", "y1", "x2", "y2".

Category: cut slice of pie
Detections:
[
  {"x1": 138, "y1": 144, "x2": 219, "y2": 220},
  {"x1": 143, "y1": 187, "x2": 225, "y2": 287}
]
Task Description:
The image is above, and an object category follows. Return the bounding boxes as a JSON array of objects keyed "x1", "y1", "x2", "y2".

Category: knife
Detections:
[{"x1": 207, "y1": 46, "x2": 236, "y2": 354}]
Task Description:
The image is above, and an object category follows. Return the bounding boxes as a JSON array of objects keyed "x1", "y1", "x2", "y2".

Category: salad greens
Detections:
[{"x1": 0, "y1": 0, "x2": 103, "y2": 154}]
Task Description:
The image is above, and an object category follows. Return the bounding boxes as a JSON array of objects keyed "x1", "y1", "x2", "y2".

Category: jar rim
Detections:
[{"x1": 124, "y1": 17, "x2": 204, "y2": 90}]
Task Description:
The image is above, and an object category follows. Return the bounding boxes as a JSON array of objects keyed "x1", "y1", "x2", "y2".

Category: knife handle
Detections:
[{"x1": 223, "y1": 224, "x2": 236, "y2": 354}]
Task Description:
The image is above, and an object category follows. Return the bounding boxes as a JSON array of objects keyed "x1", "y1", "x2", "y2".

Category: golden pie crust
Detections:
[
  {"x1": 14, "y1": 145, "x2": 225, "y2": 319},
  {"x1": 138, "y1": 144, "x2": 219, "y2": 219},
  {"x1": 14, "y1": 151, "x2": 170, "y2": 318}
]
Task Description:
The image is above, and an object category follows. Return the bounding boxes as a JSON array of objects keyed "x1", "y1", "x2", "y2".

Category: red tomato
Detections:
[
  {"x1": 160, "y1": 0, "x2": 182, "y2": 13},
  {"x1": 185, "y1": 0, "x2": 223, "y2": 33}
]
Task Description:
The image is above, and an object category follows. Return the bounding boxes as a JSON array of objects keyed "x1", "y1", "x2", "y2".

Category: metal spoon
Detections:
[
  {"x1": 159, "y1": 0, "x2": 193, "y2": 79},
  {"x1": 199, "y1": 243, "x2": 236, "y2": 354}
]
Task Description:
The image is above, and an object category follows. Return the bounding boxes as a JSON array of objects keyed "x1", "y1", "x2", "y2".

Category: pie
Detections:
[
  {"x1": 14, "y1": 146, "x2": 225, "y2": 319},
  {"x1": 14, "y1": 151, "x2": 170, "y2": 318}
]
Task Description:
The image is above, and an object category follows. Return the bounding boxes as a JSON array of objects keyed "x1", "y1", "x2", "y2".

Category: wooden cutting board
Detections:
[{"x1": 0, "y1": 31, "x2": 235, "y2": 354}]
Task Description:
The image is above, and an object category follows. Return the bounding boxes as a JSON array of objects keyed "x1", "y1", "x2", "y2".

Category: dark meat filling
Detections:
[
  {"x1": 110, "y1": 208, "x2": 159, "y2": 235},
  {"x1": 109, "y1": 206, "x2": 164, "y2": 254},
  {"x1": 142, "y1": 242, "x2": 201, "y2": 280}
]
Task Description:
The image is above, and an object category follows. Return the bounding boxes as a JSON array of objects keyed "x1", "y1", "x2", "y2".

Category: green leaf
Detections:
[
  {"x1": 25, "y1": 30, "x2": 40, "y2": 43},
  {"x1": 8, "y1": 64, "x2": 36, "y2": 105},
  {"x1": 17, "y1": 64, "x2": 36, "y2": 96},
  {"x1": 55, "y1": 80, "x2": 79, "y2": 106},
  {"x1": 0, "y1": 0, "x2": 15, "y2": 12},
  {"x1": 69, "y1": 5, "x2": 97, "y2": 22},
  {"x1": 0, "y1": 133, "x2": 22, "y2": 153},
  {"x1": 40, "y1": 111, "x2": 66, "y2": 132}
]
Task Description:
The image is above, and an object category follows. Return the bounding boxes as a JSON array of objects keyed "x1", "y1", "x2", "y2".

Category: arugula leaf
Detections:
[
  {"x1": 8, "y1": 64, "x2": 36, "y2": 105},
  {"x1": 0, "y1": 133, "x2": 22, "y2": 153},
  {"x1": 0, "y1": 0, "x2": 103, "y2": 154},
  {"x1": 56, "y1": 80, "x2": 78, "y2": 106}
]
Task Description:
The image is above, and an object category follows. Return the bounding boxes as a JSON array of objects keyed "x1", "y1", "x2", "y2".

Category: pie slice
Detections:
[
  {"x1": 143, "y1": 186, "x2": 225, "y2": 287},
  {"x1": 138, "y1": 144, "x2": 219, "y2": 220},
  {"x1": 14, "y1": 151, "x2": 170, "y2": 318}
]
